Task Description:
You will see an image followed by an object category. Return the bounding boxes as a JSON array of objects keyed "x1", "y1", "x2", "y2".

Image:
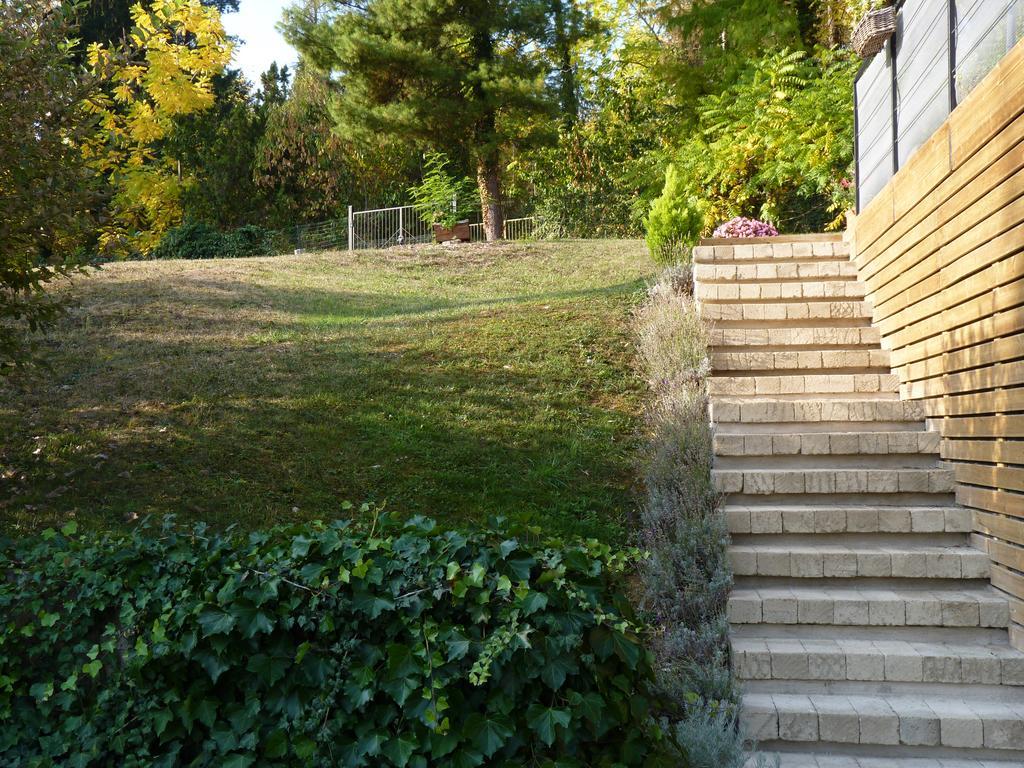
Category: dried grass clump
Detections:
[{"x1": 633, "y1": 268, "x2": 768, "y2": 766}]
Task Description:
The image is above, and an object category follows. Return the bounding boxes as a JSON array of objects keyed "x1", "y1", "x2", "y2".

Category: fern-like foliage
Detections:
[{"x1": 645, "y1": 46, "x2": 857, "y2": 257}]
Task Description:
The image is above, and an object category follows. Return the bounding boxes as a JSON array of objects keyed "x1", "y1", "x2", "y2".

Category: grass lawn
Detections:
[{"x1": 0, "y1": 240, "x2": 655, "y2": 541}]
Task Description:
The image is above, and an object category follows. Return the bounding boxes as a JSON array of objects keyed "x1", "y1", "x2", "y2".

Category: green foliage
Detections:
[
  {"x1": 165, "y1": 70, "x2": 273, "y2": 229},
  {"x1": 408, "y1": 154, "x2": 478, "y2": 228},
  {"x1": 0, "y1": 0, "x2": 96, "y2": 372},
  {"x1": 644, "y1": 166, "x2": 706, "y2": 264},
  {"x1": 660, "y1": 0, "x2": 806, "y2": 100},
  {"x1": 0, "y1": 514, "x2": 671, "y2": 766},
  {"x1": 282, "y1": 0, "x2": 565, "y2": 239},
  {"x1": 255, "y1": 67, "x2": 417, "y2": 226},
  {"x1": 645, "y1": 47, "x2": 857, "y2": 253},
  {"x1": 151, "y1": 221, "x2": 274, "y2": 260}
]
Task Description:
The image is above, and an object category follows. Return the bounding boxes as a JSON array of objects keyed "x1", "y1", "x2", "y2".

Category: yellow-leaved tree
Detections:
[{"x1": 82, "y1": 0, "x2": 231, "y2": 256}]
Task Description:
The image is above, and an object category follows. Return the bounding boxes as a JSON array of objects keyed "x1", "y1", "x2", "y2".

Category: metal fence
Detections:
[
  {"x1": 292, "y1": 218, "x2": 348, "y2": 252},
  {"x1": 854, "y1": 0, "x2": 1024, "y2": 210},
  {"x1": 279, "y1": 206, "x2": 542, "y2": 255},
  {"x1": 347, "y1": 204, "x2": 434, "y2": 250}
]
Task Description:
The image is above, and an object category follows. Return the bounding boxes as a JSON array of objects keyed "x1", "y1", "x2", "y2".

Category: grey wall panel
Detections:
[
  {"x1": 857, "y1": 49, "x2": 895, "y2": 208},
  {"x1": 895, "y1": 0, "x2": 950, "y2": 166},
  {"x1": 956, "y1": 0, "x2": 1023, "y2": 99}
]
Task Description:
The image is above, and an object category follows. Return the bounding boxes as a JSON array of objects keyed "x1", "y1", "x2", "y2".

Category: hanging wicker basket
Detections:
[{"x1": 852, "y1": 6, "x2": 896, "y2": 59}]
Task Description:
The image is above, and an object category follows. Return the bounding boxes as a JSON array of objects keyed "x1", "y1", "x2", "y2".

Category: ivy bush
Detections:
[{"x1": 0, "y1": 514, "x2": 672, "y2": 767}]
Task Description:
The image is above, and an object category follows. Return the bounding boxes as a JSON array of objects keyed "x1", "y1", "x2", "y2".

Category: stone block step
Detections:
[
  {"x1": 742, "y1": 692, "x2": 1024, "y2": 751},
  {"x1": 747, "y1": 755, "x2": 1024, "y2": 768},
  {"x1": 728, "y1": 585, "x2": 1010, "y2": 628},
  {"x1": 711, "y1": 398, "x2": 927, "y2": 425},
  {"x1": 725, "y1": 506, "x2": 972, "y2": 535},
  {"x1": 733, "y1": 638, "x2": 1024, "y2": 686},
  {"x1": 697, "y1": 281, "x2": 866, "y2": 303},
  {"x1": 712, "y1": 467, "x2": 954, "y2": 496},
  {"x1": 712, "y1": 349, "x2": 891, "y2": 372},
  {"x1": 715, "y1": 431, "x2": 939, "y2": 458},
  {"x1": 701, "y1": 300, "x2": 873, "y2": 325},
  {"x1": 730, "y1": 543, "x2": 989, "y2": 580},
  {"x1": 693, "y1": 240, "x2": 850, "y2": 264},
  {"x1": 710, "y1": 373, "x2": 899, "y2": 397},
  {"x1": 711, "y1": 327, "x2": 881, "y2": 350},
  {"x1": 694, "y1": 260, "x2": 858, "y2": 283}
]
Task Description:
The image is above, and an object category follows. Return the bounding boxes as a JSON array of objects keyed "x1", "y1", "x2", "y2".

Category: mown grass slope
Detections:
[{"x1": 1, "y1": 240, "x2": 654, "y2": 539}]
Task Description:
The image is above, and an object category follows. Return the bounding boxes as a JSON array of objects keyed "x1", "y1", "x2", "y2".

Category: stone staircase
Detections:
[{"x1": 693, "y1": 236, "x2": 1024, "y2": 767}]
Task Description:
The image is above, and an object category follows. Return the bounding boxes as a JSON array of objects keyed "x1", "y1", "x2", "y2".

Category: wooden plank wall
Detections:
[{"x1": 852, "y1": 37, "x2": 1024, "y2": 648}]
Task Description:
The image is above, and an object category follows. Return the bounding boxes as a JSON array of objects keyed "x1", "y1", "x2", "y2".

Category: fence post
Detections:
[
  {"x1": 347, "y1": 205, "x2": 354, "y2": 252},
  {"x1": 398, "y1": 205, "x2": 404, "y2": 244}
]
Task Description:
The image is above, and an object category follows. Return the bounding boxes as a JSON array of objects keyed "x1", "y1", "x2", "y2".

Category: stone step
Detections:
[
  {"x1": 712, "y1": 349, "x2": 892, "y2": 372},
  {"x1": 725, "y1": 506, "x2": 972, "y2": 536},
  {"x1": 693, "y1": 240, "x2": 850, "y2": 264},
  {"x1": 697, "y1": 280, "x2": 867, "y2": 303},
  {"x1": 747, "y1": 755, "x2": 1024, "y2": 768},
  {"x1": 742, "y1": 692, "x2": 1024, "y2": 752},
  {"x1": 711, "y1": 398, "x2": 927, "y2": 425},
  {"x1": 733, "y1": 638, "x2": 1024, "y2": 686},
  {"x1": 715, "y1": 431, "x2": 940, "y2": 459},
  {"x1": 728, "y1": 585, "x2": 1010, "y2": 629},
  {"x1": 710, "y1": 373, "x2": 899, "y2": 397},
  {"x1": 710, "y1": 326, "x2": 881, "y2": 349},
  {"x1": 701, "y1": 300, "x2": 872, "y2": 324},
  {"x1": 712, "y1": 467, "x2": 955, "y2": 496},
  {"x1": 694, "y1": 260, "x2": 858, "y2": 283},
  {"x1": 730, "y1": 543, "x2": 989, "y2": 580}
]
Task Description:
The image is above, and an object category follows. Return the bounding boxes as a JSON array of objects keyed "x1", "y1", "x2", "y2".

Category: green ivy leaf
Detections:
[
  {"x1": 520, "y1": 591, "x2": 548, "y2": 615},
  {"x1": 540, "y1": 654, "x2": 575, "y2": 691},
  {"x1": 290, "y1": 534, "x2": 313, "y2": 558},
  {"x1": 293, "y1": 736, "x2": 317, "y2": 759},
  {"x1": 381, "y1": 734, "x2": 417, "y2": 767},
  {"x1": 195, "y1": 698, "x2": 217, "y2": 728},
  {"x1": 247, "y1": 653, "x2": 289, "y2": 687},
  {"x1": 195, "y1": 649, "x2": 230, "y2": 683},
  {"x1": 263, "y1": 729, "x2": 287, "y2": 758},
  {"x1": 231, "y1": 602, "x2": 274, "y2": 639},
  {"x1": 387, "y1": 643, "x2": 420, "y2": 679},
  {"x1": 526, "y1": 704, "x2": 571, "y2": 746},
  {"x1": 197, "y1": 607, "x2": 236, "y2": 637},
  {"x1": 220, "y1": 754, "x2": 255, "y2": 768},
  {"x1": 464, "y1": 713, "x2": 512, "y2": 757},
  {"x1": 29, "y1": 681, "x2": 53, "y2": 702}
]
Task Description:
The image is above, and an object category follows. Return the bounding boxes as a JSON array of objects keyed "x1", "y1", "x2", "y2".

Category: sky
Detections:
[{"x1": 221, "y1": 0, "x2": 300, "y2": 86}]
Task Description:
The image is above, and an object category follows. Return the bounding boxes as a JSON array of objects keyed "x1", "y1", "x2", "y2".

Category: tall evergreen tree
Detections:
[{"x1": 283, "y1": 0, "x2": 556, "y2": 240}]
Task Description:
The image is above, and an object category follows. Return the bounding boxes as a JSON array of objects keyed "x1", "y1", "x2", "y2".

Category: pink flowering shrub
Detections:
[{"x1": 712, "y1": 217, "x2": 779, "y2": 238}]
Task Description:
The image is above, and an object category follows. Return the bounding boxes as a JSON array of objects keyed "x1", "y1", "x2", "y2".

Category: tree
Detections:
[
  {"x1": 0, "y1": 1, "x2": 97, "y2": 371},
  {"x1": 81, "y1": 0, "x2": 232, "y2": 255},
  {"x1": 164, "y1": 69, "x2": 272, "y2": 229},
  {"x1": 254, "y1": 65, "x2": 417, "y2": 226},
  {"x1": 72, "y1": 0, "x2": 239, "y2": 50},
  {"x1": 283, "y1": 0, "x2": 555, "y2": 240}
]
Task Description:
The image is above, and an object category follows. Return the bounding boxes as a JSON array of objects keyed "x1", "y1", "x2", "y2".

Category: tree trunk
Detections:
[
  {"x1": 476, "y1": 154, "x2": 503, "y2": 242},
  {"x1": 551, "y1": 0, "x2": 578, "y2": 126}
]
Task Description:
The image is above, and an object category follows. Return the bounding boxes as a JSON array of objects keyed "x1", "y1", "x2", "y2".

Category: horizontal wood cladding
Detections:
[{"x1": 853, "y1": 37, "x2": 1024, "y2": 648}]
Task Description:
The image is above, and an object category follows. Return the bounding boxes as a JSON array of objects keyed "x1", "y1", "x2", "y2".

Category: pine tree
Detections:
[{"x1": 284, "y1": 0, "x2": 559, "y2": 240}]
